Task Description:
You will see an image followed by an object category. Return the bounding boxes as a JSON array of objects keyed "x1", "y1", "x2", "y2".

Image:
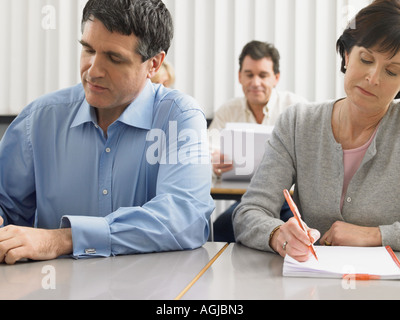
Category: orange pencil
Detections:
[
  {"x1": 283, "y1": 189, "x2": 318, "y2": 261},
  {"x1": 343, "y1": 274, "x2": 381, "y2": 281}
]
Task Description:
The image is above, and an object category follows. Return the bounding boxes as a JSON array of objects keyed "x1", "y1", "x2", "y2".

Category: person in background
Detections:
[
  {"x1": 0, "y1": 0, "x2": 214, "y2": 265},
  {"x1": 234, "y1": 0, "x2": 400, "y2": 262},
  {"x1": 151, "y1": 60, "x2": 175, "y2": 88},
  {"x1": 209, "y1": 41, "x2": 307, "y2": 242}
]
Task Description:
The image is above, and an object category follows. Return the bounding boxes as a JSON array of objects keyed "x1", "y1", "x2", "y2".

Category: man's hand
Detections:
[
  {"x1": 0, "y1": 218, "x2": 72, "y2": 265},
  {"x1": 211, "y1": 150, "x2": 234, "y2": 177}
]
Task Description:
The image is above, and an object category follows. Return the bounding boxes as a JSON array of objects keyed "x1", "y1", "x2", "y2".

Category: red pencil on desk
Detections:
[{"x1": 283, "y1": 189, "x2": 319, "y2": 261}]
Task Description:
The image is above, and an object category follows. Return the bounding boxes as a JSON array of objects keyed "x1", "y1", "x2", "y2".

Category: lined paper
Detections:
[{"x1": 283, "y1": 246, "x2": 400, "y2": 279}]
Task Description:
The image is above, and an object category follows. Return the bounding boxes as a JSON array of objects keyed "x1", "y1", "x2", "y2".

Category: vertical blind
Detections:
[
  {"x1": 0, "y1": 0, "x2": 88, "y2": 115},
  {"x1": 0, "y1": 0, "x2": 370, "y2": 117}
]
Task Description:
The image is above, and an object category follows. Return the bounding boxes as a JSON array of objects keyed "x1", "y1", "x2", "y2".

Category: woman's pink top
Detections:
[{"x1": 341, "y1": 127, "x2": 379, "y2": 210}]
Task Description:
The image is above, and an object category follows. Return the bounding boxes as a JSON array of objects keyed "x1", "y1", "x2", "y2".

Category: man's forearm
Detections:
[{"x1": 51, "y1": 228, "x2": 73, "y2": 257}]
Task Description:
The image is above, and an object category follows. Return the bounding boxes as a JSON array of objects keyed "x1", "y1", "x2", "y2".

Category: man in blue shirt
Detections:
[{"x1": 0, "y1": 0, "x2": 214, "y2": 264}]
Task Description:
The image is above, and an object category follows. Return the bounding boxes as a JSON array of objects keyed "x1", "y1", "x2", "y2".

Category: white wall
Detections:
[{"x1": 0, "y1": 0, "x2": 370, "y2": 117}]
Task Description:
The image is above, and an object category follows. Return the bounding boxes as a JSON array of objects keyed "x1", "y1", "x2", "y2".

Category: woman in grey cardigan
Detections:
[{"x1": 233, "y1": 0, "x2": 400, "y2": 262}]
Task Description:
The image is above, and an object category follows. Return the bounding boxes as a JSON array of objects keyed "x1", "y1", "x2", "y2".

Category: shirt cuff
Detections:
[{"x1": 61, "y1": 216, "x2": 111, "y2": 258}]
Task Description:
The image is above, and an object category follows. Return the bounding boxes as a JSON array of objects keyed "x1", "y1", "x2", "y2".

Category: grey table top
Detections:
[
  {"x1": 0, "y1": 242, "x2": 226, "y2": 300},
  {"x1": 182, "y1": 243, "x2": 400, "y2": 300}
]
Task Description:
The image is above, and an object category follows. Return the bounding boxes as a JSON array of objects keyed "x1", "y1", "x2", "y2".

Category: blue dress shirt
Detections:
[{"x1": 0, "y1": 80, "x2": 215, "y2": 258}]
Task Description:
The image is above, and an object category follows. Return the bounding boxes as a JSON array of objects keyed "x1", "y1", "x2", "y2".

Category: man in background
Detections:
[{"x1": 210, "y1": 41, "x2": 307, "y2": 242}]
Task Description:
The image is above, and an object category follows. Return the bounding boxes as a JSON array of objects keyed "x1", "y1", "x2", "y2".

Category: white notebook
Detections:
[
  {"x1": 283, "y1": 246, "x2": 400, "y2": 280},
  {"x1": 220, "y1": 123, "x2": 274, "y2": 181}
]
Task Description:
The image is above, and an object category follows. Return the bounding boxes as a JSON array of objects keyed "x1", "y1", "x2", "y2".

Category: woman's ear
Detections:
[{"x1": 344, "y1": 51, "x2": 349, "y2": 71}]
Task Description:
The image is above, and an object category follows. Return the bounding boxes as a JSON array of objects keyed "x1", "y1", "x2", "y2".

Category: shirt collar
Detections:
[
  {"x1": 266, "y1": 89, "x2": 278, "y2": 110},
  {"x1": 244, "y1": 88, "x2": 278, "y2": 115},
  {"x1": 118, "y1": 80, "x2": 154, "y2": 130},
  {"x1": 71, "y1": 99, "x2": 97, "y2": 128},
  {"x1": 71, "y1": 80, "x2": 155, "y2": 131}
]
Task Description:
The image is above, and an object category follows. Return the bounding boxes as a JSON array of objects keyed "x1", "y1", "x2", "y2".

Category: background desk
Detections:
[
  {"x1": 182, "y1": 243, "x2": 400, "y2": 300},
  {"x1": 0, "y1": 242, "x2": 226, "y2": 300},
  {"x1": 211, "y1": 178, "x2": 249, "y2": 201}
]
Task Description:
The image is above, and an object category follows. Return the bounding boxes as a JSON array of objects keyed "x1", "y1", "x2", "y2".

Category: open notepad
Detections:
[
  {"x1": 283, "y1": 246, "x2": 400, "y2": 280},
  {"x1": 220, "y1": 123, "x2": 274, "y2": 181}
]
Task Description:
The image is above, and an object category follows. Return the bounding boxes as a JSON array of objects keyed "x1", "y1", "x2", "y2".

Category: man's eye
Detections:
[
  {"x1": 84, "y1": 48, "x2": 95, "y2": 54},
  {"x1": 109, "y1": 55, "x2": 122, "y2": 64}
]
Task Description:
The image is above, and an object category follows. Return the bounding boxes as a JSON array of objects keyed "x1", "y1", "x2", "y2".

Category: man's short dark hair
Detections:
[
  {"x1": 82, "y1": 0, "x2": 174, "y2": 62},
  {"x1": 239, "y1": 41, "x2": 281, "y2": 74}
]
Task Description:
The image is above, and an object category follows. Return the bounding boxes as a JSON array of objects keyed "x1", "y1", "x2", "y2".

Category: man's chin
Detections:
[
  {"x1": 85, "y1": 99, "x2": 107, "y2": 109},
  {"x1": 248, "y1": 98, "x2": 268, "y2": 107},
  {"x1": 84, "y1": 92, "x2": 110, "y2": 108}
]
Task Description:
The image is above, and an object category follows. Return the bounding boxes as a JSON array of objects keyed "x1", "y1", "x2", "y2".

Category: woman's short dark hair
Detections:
[
  {"x1": 82, "y1": 0, "x2": 174, "y2": 62},
  {"x1": 337, "y1": 0, "x2": 400, "y2": 74},
  {"x1": 239, "y1": 41, "x2": 281, "y2": 74}
]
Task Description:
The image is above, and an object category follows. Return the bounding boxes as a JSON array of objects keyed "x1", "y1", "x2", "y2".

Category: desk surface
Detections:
[
  {"x1": 0, "y1": 242, "x2": 226, "y2": 300},
  {"x1": 4, "y1": 241, "x2": 400, "y2": 300},
  {"x1": 182, "y1": 243, "x2": 400, "y2": 300},
  {"x1": 211, "y1": 178, "x2": 249, "y2": 200}
]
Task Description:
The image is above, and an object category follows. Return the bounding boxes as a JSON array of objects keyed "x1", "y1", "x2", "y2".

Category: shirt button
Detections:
[
  {"x1": 105, "y1": 148, "x2": 111, "y2": 153},
  {"x1": 347, "y1": 197, "x2": 352, "y2": 203},
  {"x1": 103, "y1": 189, "x2": 109, "y2": 195}
]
